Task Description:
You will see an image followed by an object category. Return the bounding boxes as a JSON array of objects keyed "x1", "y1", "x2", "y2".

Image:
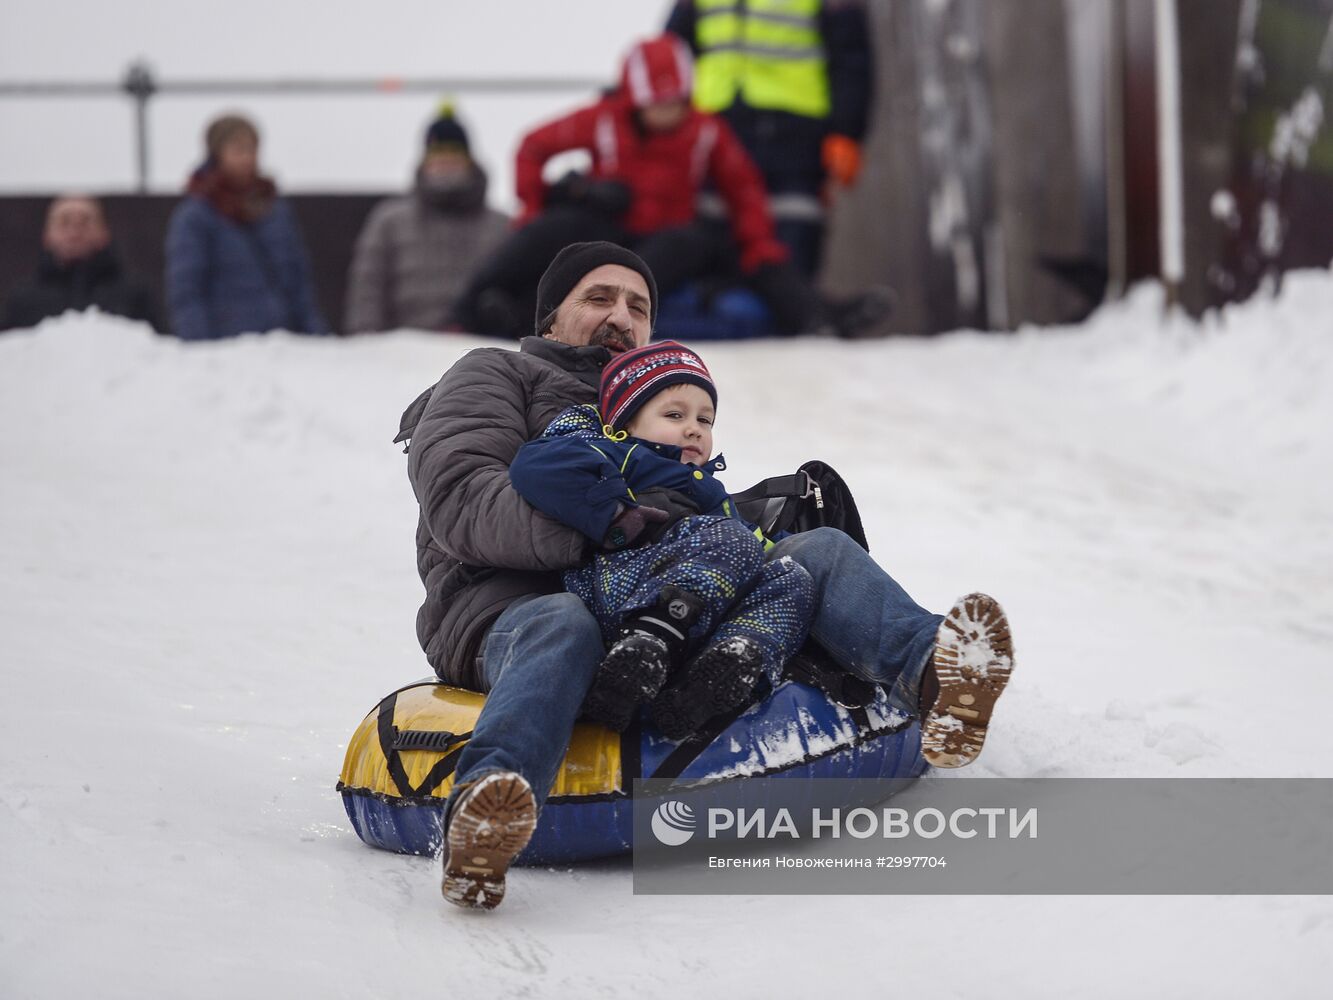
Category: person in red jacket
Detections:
[{"x1": 451, "y1": 34, "x2": 830, "y2": 339}]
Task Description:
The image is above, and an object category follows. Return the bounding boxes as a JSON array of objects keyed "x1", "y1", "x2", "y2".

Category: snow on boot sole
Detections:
[
  {"x1": 651, "y1": 636, "x2": 762, "y2": 740},
  {"x1": 581, "y1": 634, "x2": 671, "y2": 731},
  {"x1": 440, "y1": 772, "x2": 537, "y2": 911},
  {"x1": 921, "y1": 593, "x2": 1014, "y2": 768}
]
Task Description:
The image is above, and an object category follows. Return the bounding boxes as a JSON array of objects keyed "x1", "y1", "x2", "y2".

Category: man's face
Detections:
[
  {"x1": 624, "y1": 383, "x2": 715, "y2": 465},
  {"x1": 546, "y1": 263, "x2": 652, "y2": 355},
  {"x1": 43, "y1": 198, "x2": 110, "y2": 264},
  {"x1": 639, "y1": 99, "x2": 689, "y2": 132},
  {"x1": 421, "y1": 149, "x2": 471, "y2": 182}
]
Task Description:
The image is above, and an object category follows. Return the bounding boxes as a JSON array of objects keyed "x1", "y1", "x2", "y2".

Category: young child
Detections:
[{"x1": 509, "y1": 341, "x2": 814, "y2": 738}]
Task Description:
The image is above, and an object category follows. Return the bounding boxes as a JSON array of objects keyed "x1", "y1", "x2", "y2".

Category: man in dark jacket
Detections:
[
  {"x1": 2, "y1": 196, "x2": 157, "y2": 332},
  {"x1": 402, "y1": 241, "x2": 1016, "y2": 912},
  {"x1": 399, "y1": 241, "x2": 654, "y2": 910}
]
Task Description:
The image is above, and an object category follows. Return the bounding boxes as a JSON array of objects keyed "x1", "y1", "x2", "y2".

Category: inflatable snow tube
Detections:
[{"x1": 338, "y1": 678, "x2": 929, "y2": 865}]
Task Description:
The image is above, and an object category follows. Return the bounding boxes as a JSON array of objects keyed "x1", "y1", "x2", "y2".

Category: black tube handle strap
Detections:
[
  {"x1": 391, "y1": 728, "x2": 474, "y2": 752},
  {"x1": 374, "y1": 691, "x2": 473, "y2": 798}
]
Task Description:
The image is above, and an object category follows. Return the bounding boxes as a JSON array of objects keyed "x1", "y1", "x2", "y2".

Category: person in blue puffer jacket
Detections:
[
  {"x1": 165, "y1": 113, "x2": 329, "y2": 341},
  {"x1": 509, "y1": 340, "x2": 814, "y2": 738}
]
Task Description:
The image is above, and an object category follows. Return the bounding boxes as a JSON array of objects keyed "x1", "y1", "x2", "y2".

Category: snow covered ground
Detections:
[{"x1": 2, "y1": 270, "x2": 1331, "y2": 997}]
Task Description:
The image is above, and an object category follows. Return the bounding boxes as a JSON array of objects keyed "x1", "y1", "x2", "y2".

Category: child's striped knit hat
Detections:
[{"x1": 599, "y1": 341, "x2": 717, "y2": 432}]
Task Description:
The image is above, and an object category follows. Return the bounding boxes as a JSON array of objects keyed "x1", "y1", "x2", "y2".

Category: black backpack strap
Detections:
[
  {"x1": 732, "y1": 462, "x2": 869, "y2": 552},
  {"x1": 732, "y1": 471, "x2": 815, "y2": 536},
  {"x1": 731, "y1": 471, "x2": 812, "y2": 504}
]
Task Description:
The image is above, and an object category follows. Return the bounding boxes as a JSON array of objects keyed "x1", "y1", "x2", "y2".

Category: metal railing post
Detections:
[{"x1": 122, "y1": 61, "x2": 156, "y2": 194}]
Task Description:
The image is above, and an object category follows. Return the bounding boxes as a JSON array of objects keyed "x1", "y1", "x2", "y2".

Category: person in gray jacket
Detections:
[
  {"x1": 344, "y1": 106, "x2": 509, "y2": 333},
  {"x1": 397, "y1": 241, "x2": 1016, "y2": 911}
]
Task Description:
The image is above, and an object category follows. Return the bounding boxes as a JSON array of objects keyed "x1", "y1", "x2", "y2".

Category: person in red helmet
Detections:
[{"x1": 451, "y1": 34, "x2": 838, "y2": 339}]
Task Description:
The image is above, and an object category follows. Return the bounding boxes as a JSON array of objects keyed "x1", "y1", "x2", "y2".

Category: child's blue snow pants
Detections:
[{"x1": 564, "y1": 514, "x2": 814, "y2": 684}]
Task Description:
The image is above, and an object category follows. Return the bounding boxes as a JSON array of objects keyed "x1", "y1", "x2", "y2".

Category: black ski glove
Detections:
[
  {"x1": 601, "y1": 504, "x2": 671, "y2": 551},
  {"x1": 546, "y1": 172, "x2": 632, "y2": 218},
  {"x1": 632, "y1": 488, "x2": 701, "y2": 543}
]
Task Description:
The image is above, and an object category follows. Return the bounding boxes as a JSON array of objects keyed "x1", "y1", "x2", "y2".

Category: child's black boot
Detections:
[
  {"x1": 649, "y1": 635, "x2": 765, "y2": 741},
  {"x1": 581, "y1": 586, "x2": 703, "y2": 731}
]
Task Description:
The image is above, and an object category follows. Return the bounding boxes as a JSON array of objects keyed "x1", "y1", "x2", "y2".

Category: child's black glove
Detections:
[
  {"x1": 601, "y1": 504, "x2": 671, "y2": 551},
  {"x1": 633, "y1": 488, "x2": 701, "y2": 530}
]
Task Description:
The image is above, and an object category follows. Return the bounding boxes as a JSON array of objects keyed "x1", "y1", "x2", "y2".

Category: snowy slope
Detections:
[{"x1": 2, "y1": 271, "x2": 1332, "y2": 998}]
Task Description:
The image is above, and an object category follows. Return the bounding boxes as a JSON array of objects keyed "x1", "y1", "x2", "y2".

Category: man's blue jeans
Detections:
[
  {"x1": 446, "y1": 591, "x2": 605, "y2": 813},
  {"x1": 767, "y1": 527, "x2": 943, "y2": 718},
  {"x1": 447, "y1": 528, "x2": 943, "y2": 816}
]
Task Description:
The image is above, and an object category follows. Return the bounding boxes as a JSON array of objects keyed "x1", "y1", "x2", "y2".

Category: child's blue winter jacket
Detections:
[{"x1": 509, "y1": 404, "x2": 737, "y2": 543}]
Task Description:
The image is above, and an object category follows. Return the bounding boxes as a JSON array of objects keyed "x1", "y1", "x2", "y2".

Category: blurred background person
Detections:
[
  {"x1": 165, "y1": 113, "x2": 328, "y2": 341},
  {"x1": 666, "y1": 0, "x2": 873, "y2": 278},
  {"x1": 449, "y1": 33, "x2": 870, "y2": 340},
  {"x1": 2, "y1": 195, "x2": 157, "y2": 332},
  {"x1": 343, "y1": 104, "x2": 509, "y2": 334}
]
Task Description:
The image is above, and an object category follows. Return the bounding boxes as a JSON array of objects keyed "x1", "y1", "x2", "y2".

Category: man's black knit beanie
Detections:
[{"x1": 534, "y1": 241, "x2": 659, "y2": 335}]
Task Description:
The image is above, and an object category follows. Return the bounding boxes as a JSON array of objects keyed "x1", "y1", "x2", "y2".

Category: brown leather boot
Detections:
[
  {"x1": 920, "y1": 594, "x2": 1015, "y2": 768},
  {"x1": 440, "y1": 772, "x2": 537, "y2": 910}
]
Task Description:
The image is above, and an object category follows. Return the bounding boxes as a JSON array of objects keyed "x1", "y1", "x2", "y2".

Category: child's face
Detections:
[{"x1": 624, "y1": 383, "x2": 715, "y2": 464}]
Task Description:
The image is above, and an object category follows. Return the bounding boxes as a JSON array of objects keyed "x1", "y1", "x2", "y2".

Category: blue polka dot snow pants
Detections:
[{"x1": 564, "y1": 515, "x2": 815, "y2": 685}]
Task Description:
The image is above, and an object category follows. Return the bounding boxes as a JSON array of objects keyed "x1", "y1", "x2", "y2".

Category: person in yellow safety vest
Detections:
[{"x1": 667, "y1": 0, "x2": 874, "y2": 278}]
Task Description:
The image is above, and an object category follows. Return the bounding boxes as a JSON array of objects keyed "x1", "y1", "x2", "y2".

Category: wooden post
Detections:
[
  {"x1": 1106, "y1": 0, "x2": 1130, "y2": 300},
  {"x1": 984, "y1": 0, "x2": 1088, "y2": 327},
  {"x1": 822, "y1": 0, "x2": 935, "y2": 333}
]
